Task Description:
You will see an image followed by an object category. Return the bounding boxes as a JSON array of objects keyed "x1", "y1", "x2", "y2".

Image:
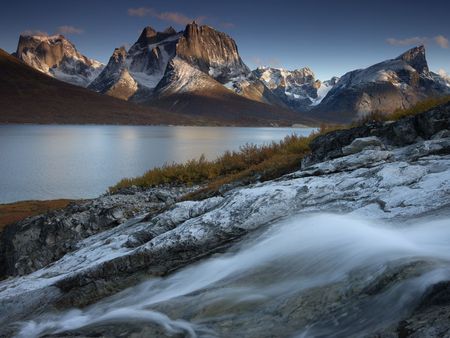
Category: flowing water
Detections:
[
  {"x1": 0, "y1": 125, "x2": 314, "y2": 203},
  {"x1": 16, "y1": 213, "x2": 450, "y2": 338}
]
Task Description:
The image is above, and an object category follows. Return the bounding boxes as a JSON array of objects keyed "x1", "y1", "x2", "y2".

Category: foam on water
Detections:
[{"x1": 17, "y1": 213, "x2": 450, "y2": 337}]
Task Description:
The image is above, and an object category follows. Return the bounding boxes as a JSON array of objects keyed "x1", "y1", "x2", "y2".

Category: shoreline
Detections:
[{"x1": 0, "y1": 199, "x2": 78, "y2": 232}]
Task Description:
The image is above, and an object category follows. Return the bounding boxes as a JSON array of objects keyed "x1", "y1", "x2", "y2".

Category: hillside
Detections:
[{"x1": 0, "y1": 49, "x2": 192, "y2": 125}]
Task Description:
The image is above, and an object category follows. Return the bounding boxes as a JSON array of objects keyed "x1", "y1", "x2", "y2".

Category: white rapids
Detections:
[{"x1": 17, "y1": 213, "x2": 450, "y2": 338}]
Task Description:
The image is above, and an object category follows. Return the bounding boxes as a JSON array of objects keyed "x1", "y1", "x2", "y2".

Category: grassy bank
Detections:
[
  {"x1": 0, "y1": 199, "x2": 75, "y2": 233},
  {"x1": 110, "y1": 96, "x2": 450, "y2": 197},
  {"x1": 109, "y1": 127, "x2": 338, "y2": 197}
]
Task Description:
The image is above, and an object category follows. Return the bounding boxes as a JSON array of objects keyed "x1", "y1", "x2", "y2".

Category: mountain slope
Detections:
[
  {"x1": 14, "y1": 34, "x2": 103, "y2": 87},
  {"x1": 150, "y1": 57, "x2": 312, "y2": 125},
  {"x1": 313, "y1": 46, "x2": 450, "y2": 122},
  {"x1": 0, "y1": 49, "x2": 193, "y2": 124}
]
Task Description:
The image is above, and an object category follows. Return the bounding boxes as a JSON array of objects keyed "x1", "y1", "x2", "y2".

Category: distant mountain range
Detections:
[{"x1": 7, "y1": 22, "x2": 450, "y2": 124}]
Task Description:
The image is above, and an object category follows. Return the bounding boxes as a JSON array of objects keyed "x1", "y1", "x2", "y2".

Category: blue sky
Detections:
[{"x1": 1, "y1": 0, "x2": 449, "y2": 80}]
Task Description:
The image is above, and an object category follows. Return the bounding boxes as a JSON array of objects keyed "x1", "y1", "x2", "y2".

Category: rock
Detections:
[
  {"x1": 0, "y1": 186, "x2": 194, "y2": 278},
  {"x1": 342, "y1": 136, "x2": 385, "y2": 155},
  {"x1": 431, "y1": 129, "x2": 450, "y2": 139},
  {"x1": 303, "y1": 102, "x2": 450, "y2": 167}
]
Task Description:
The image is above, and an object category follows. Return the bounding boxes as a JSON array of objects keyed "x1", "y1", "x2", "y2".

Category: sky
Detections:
[{"x1": 0, "y1": 0, "x2": 449, "y2": 80}]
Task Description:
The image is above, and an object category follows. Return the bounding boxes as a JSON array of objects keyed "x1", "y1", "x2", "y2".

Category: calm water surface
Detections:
[{"x1": 0, "y1": 125, "x2": 315, "y2": 203}]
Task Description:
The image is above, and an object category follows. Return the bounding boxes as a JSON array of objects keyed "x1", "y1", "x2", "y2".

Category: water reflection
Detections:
[{"x1": 0, "y1": 125, "x2": 315, "y2": 203}]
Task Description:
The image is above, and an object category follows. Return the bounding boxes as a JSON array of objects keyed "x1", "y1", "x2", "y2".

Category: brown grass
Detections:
[
  {"x1": 110, "y1": 95, "x2": 450, "y2": 199},
  {"x1": 110, "y1": 133, "x2": 318, "y2": 195},
  {"x1": 0, "y1": 199, "x2": 76, "y2": 233}
]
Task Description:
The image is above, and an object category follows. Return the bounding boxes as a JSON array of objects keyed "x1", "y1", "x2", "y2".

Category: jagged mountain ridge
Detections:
[
  {"x1": 90, "y1": 22, "x2": 277, "y2": 105},
  {"x1": 12, "y1": 27, "x2": 450, "y2": 124},
  {"x1": 14, "y1": 34, "x2": 104, "y2": 87},
  {"x1": 313, "y1": 45, "x2": 450, "y2": 122},
  {"x1": 253, "y1": 66, "x2": 339, "y2": 111},
  {"x1": 87, "y1": 22, "x2": 307, "y2": 124}
]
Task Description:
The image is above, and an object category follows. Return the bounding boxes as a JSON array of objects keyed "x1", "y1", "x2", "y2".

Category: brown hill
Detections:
[{"x1": 0, "y1": 49, "x2": 192, "y2": 125}]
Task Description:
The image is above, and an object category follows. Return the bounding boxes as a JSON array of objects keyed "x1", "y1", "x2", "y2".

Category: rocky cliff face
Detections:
[
  {"x1": 1, "y1": 103, "x2": 450, "y2": 337},
  {"x1": 314, "y1": 46, "x2": 450, "y2": 122},
  {"x1": 15, "y1": 34, "x2": 103, "y2": 87},
  {"x1": 176, "y1": 22, "x2": 250, "y2": 84}
]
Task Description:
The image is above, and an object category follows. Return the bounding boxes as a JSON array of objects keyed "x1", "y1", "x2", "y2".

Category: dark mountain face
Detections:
[{"x1": 313, "y1": 46, "x2": 450, "y2": 123}]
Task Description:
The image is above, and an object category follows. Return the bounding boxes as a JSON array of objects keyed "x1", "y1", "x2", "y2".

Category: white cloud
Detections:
[
  {"x1": 386, "y1": 37, "x2": 428, "y2": 46},
  {"x1": 56, "y1": 25, "x2": 84, "y2": 35},
  {"x1": 128, "y1": 7, "x2": 206, "y2": 25},
  {"x1": 21, "y1": 30, "x2": 48, "y2": 37},
  {"x1": 386, "y1": 35, "x2": 449, "y2": 49},
  {"x1": 434, "y1": 35, "x2": 449, "y2": 49},
  {"x1": 438, "y1": 69, "x2": 450, "y2": 82}
]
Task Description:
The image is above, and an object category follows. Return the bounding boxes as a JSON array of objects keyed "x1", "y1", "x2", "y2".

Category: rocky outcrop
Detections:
[
  {"x1": 176, "y1": 22, "x2": 250, "y2": 84},
  {"x1": 1, "y1": 105, "x2": 450, "y2": 337},
  {"x1": 14, "y1": 34, "x2": 103, "y2": 87},
  {"x1": 303, "y1": 101, "x2": 450, "y2": 167},
  {"x1": 0, "y1": 186, "x2": 193, "y2": 278}
]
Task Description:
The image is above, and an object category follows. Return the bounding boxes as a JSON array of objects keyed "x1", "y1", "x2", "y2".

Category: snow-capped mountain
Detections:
[
  {"x1": 14, "y1": 34, "x2": 103, "y2": 87},
  {"x1": 253, "y1": 67, "x2": 339, "y2": 110},
  {"x1": 314, "y1": 46, "x2": 450, "y2": 122},
  {"x1": 88, "y1": 47, "x2": 138, "y2": 100},
  {"x1": 89, "y1": 22, "x2": 284, "y2": 107},
  {"x1": 88, "y1": 26, "x2": 180, "y2": 100}
]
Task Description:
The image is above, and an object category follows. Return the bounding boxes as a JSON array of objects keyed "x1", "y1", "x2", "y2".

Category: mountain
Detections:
[
  {"x1": 0, "y1": 49, "x2": 193, "y2": 125},
  {"x1": 313, "y1": 46, "x2": 450, "y2": 122},
  {"x1": 88, "y1": 26, "x2": 181, "y2": 100},
  {"x1": 253, "y1": 67, "x2": 339, "y2": 111},
  {"x1": 89, "y1": 22, "x2": 310, "y2": 125},
  {"x1": 147, "y1": 57, "x2": 305, "y2": 125},
  {"x1": 14, "y1": 34, "x2": 104, "y2": 87}
]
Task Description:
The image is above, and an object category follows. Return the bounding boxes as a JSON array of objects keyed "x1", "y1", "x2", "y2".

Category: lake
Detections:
[{"x1": 0, "y1": 125, "x2": 315, "y2": 204}]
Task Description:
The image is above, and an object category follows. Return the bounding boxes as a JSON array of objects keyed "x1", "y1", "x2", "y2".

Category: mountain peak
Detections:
[
  {"x1": 163, "y1": 26, "x2": 177, "y2": 35},
  {"x1": 136, "y1": 26, "x2": 158, "y2": 45},
  {"x1": 396, "y1": 45, "x2": 428, "y2": 74}
]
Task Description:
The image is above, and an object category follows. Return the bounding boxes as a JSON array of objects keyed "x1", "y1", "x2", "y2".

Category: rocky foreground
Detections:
[{"x1": 1, "y1": 104, "x2": 450, "y2": 337}]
